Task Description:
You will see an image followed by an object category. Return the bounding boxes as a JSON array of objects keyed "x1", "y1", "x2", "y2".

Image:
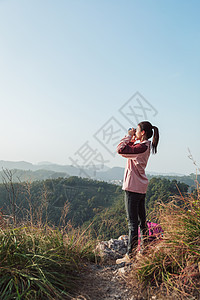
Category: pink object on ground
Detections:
[{"x1": 138, "y1": 221, "x2": 164, "y2": 247}]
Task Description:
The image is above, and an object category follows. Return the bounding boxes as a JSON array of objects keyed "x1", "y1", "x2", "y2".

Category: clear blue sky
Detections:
[{"x1": 0, "y1": 0, "x2": 199, "y2": 175}]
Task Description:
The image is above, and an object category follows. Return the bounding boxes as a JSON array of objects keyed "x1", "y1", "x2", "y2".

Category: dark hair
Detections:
[{"x1": 138, "y1": 121, "x2": 159, "y2": 154}]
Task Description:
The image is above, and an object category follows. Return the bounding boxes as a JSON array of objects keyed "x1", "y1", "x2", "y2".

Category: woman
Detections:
[{"x1": 116, "y1": 121, "x2": 159, "y2": 263}]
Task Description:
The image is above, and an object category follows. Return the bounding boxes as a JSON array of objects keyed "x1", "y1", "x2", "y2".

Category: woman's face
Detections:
[{"x1": 135, "y1": 125, "x2": 145, "y2": 141}]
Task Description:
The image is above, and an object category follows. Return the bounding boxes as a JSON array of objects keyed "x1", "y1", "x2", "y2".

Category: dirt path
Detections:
[{"x1": 72, "y1": 261, "x2": 145, "y2": 300}]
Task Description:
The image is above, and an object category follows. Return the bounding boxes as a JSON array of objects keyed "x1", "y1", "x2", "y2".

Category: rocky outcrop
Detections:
[{"x1": 95, "y1": 235, "x2": 128, "y2": 261}]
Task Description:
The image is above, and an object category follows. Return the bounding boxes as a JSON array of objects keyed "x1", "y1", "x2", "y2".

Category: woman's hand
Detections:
[{"x1": 128, "y1": 128, "x2": 136, "y2": 137}]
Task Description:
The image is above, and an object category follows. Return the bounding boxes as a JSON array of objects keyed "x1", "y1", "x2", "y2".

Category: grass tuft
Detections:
[
  {"x1": 0, "y1": 223, "x2": 95, "y2": 299},
  {"x1": 130, "y1": 183, "x2": 200, "y2": 299}
]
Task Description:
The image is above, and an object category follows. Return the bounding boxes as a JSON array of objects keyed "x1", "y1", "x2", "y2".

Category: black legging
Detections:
[{"x1": 124, "y1": 190, "x2": 148, "y2": 255}]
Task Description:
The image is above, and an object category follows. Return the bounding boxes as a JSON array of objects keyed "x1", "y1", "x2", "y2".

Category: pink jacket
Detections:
[{"x1": 116, "y1": 135, "x2": 151, "y2": 194}]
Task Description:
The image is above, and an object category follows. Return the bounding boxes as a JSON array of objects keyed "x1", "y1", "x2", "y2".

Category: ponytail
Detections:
[
  {"x1": 152, "y1": 126, "x2": 159, "y2": 154},
  {"x1": 138, "y1": 121, "x2": 159, "y2": 154}
]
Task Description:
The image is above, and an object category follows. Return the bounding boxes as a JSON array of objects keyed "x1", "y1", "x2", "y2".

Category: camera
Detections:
[{"x1": 128, "y1": 127, "x2": 136, "y2": 131}]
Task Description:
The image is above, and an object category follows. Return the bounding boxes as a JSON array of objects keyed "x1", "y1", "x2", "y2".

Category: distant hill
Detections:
[
  {"x1": 0, "y1": 160, "x2": 34, "y2": 170},
  {"x1": 0, "y1": 160, "x2": 109, "y2": 177},
  {"x1": 0, "y1": 169, "x2": 69, "y2": 183},
  {"x1": 0, "y1": 160, "x2": 198, "y2": 187},
  {"x1": 97, "y1": 167, "x2": 124, "y2": 181}
]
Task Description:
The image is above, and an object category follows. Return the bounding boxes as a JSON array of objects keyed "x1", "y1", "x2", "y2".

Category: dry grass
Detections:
[
  {"x1": 127, "y1": 181, "x2": 200, "y2": 299},
  {"x1": 0, "y1": 202, "x2": 96, "y2": 300},
  {"x1": 0, "y1": 222, "x2": 96, "y2": 300}
]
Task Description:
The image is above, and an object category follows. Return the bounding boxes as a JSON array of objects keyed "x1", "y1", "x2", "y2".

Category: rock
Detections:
[
  {"x1": 118, "y1": 267, "x2": 126, "y2": 275},
  {"x1": 117, "y1": 262, "x2": 133, "y2": 276},
  {"x1": 95, "y1": 235, "x2": 129, "y2": 262},
  {"x1": 114, "y1": 295, "x2": 122, "y2": 299},
  {"x1": 98, "y1": 241, "x2": 109, "y2": 250},
  {"x1": 118, "y1": 235, "x2": 128, "y2": 245}
]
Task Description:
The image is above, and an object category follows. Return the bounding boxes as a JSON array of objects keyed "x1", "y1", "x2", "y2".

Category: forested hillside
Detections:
[
  {"x1": 148, "y1": 173, "x2": 200, "y2": 191},
  {"x1": 0, "y1": 175, "x2": 190, "y2": 239}
]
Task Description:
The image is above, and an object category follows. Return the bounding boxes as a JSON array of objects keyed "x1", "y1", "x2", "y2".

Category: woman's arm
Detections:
[
  {"x1": 116, "y1": 135, "x2": 133, "y2": 153},
  {"x1": 116, "y1": 136, "x2": 148, "y2": 157}
]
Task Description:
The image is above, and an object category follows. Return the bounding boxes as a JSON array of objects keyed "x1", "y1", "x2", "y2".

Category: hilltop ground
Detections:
[
  {"x1": 72, "y1": 261, "x2": 139, "y2": 300},
  {"x1": 72, "y1": 260, "x2": 175, "y2": 300}
]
